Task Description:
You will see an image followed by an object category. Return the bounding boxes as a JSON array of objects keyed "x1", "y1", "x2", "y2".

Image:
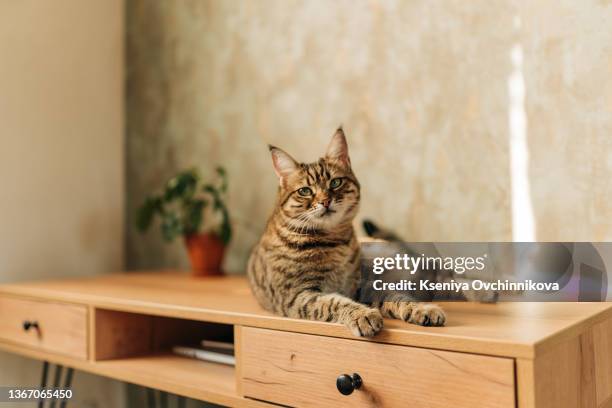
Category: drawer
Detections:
[
  {"x1": 0, "y1": 295, "x2": 88, "y2": 359},
  {"x1": 240, "y1": 327, "x2": 515, "y2": 408}
]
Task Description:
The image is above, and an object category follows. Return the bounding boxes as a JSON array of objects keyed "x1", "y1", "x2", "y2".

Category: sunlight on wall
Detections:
[{"x1": 508, "y1": 16, "x2": 535, "y2": 242}]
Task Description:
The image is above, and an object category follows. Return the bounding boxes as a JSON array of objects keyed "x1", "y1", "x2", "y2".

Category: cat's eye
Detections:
[
  {"x1": 297, "y1": 187, "x2": 313, "y2": 197},
  {"x1": 330, "y1": 178, "x2": 343, "y2": 189}
]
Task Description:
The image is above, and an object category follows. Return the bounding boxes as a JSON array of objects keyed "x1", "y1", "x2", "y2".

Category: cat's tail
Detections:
[{"x1": 362, "y1": 219, "x2": 402, "y2": 242}]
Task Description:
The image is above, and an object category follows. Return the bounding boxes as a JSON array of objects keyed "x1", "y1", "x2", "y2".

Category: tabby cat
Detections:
[{"x1": 247, "y1": 128, "x2": 446, "y2": 337}]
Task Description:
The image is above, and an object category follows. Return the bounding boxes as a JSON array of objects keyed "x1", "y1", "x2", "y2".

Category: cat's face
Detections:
[{"x1": 269, "y1": 128, "x2": 360, "y2": 231}]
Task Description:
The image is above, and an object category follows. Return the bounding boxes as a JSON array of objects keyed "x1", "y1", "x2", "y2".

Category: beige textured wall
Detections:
[
  {"x1": 522, "y1": 0, "x2": 612, "y2": 240},
  {"x1": 126, "y1": 0, "x2": 612, "y2": 273},
  {"x1": 0, "y1": 1, "x2": 125, "y2": 407}
]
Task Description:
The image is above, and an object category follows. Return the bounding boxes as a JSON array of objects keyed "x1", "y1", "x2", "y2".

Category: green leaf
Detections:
[
  {"x1": 160, "y1": 212, "x2": 181, "y2": 242},
  {"x1": 218, "y1": 206, "x2": 232, "y2": 245},
  {"x1": 216, "y1": 166, "x2": 228, "y2": 193},
  {"x1": 136, "y1": 196, "x2": 163, "y2": 232},
  {"x1": 183, "y1": 198, "x2": 206, "y2": 235},
  {"x1": 202, "y1": 184, "x2": 223, "y2": 210},
  {"x1": 202, "y1": 180, "x2": 231, "y2": 244},
  {"x1": 164, "y1": 169, "x2": 199, "y2": 201}
]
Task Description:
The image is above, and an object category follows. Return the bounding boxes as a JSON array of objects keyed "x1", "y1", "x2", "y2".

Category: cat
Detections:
[
  {"x1": 247, "y1": 127, "x2": 446, "y2": 337},
  {"x1": 362, "y1": 220, "x2": 499, "y2": 303}
]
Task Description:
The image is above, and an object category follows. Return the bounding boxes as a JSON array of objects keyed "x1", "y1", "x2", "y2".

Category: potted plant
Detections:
[{"x1": 136, "y1": 167, "x2": 232, "y2": 276}]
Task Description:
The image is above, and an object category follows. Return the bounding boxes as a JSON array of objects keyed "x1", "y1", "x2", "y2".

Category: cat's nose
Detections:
[{"x1": 320, "y1": 199, "x2": 331, "y2": 208}]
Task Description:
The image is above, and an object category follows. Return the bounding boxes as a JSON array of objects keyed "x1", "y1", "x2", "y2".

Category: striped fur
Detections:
[{"x1": 247, "y1": 128, "x2": 445, "y2": 337}]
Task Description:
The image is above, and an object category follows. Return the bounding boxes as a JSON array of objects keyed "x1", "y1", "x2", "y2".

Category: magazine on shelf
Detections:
[{"x1": 172, "y1": 340, "x2": 235, "y2": 366}]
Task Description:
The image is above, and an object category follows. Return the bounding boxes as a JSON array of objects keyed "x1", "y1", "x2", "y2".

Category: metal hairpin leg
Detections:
[
  {"x1": 38, "y1": 361, "x2": 49, "y2": 408},
  {"x1": 58, "y1": 368, "x2": 74, "y2": 408},
  {"x1": 48, "y1": 365, "x2": 63, "y2": 408}
]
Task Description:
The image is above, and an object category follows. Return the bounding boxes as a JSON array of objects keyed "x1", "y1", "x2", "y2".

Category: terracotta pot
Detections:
[{"x1": 184, "y1": 233, "x2": 225, "y2": 276}]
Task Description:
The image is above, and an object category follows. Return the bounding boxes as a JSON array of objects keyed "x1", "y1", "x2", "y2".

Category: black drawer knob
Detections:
[
  {"x1": 22, "y1": 320, "x2": 39, "y2": 332},
  {"x1": 336, "y1": 373, "x2": 362, "y2": 395}
]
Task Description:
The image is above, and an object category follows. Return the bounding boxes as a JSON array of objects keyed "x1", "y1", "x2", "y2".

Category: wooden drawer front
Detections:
[
  {"x1": 0, "y1": 296, "x2": 88, "y2": 359},
  {"x1": 241, "y1": 327, "x2": 515, "y2": 408}
]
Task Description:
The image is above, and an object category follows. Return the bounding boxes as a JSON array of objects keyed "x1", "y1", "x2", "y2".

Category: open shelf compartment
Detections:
[{"x1": 90, "y1": 308, "x2": 245, "y2": 406}]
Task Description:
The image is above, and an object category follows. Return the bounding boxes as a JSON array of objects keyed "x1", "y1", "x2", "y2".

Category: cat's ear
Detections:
[
  {"x1": 325, "y1": 126, "x2": 351, "y2": 168},
  {"x1": 269, "y1": 145, "x2": 299, "y2": 183}
]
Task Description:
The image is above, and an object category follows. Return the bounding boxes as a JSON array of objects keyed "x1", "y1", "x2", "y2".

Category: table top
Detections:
[{"x1": 1, "y1": 271, "x2": 610, "y2": 359}]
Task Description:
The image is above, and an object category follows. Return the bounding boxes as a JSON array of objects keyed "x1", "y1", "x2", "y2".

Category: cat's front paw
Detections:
[
  {"x1": 406, "y1": 304, "x2": 446, "y2": 327},
  {"x1": 345, "y1": 308, "x2": 384, "y2": 337}
]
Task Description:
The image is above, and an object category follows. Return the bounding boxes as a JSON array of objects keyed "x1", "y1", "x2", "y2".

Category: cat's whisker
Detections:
[
  {"x1": 295, "y1": 217, "x2": 307, "y2": 234},
  {"x1": 291, "y1": 212, "x2": 314, "y2": 235}
]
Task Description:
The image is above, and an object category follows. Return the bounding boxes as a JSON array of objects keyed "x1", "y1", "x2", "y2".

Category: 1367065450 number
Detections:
[{"x1": 5, "y1": 388, "x2": 72, "y2": 401}]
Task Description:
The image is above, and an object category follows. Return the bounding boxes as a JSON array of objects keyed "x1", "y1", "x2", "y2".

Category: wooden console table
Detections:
[{"x1": 0, "y1": 272, "x2": 611, "y2": 407}]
